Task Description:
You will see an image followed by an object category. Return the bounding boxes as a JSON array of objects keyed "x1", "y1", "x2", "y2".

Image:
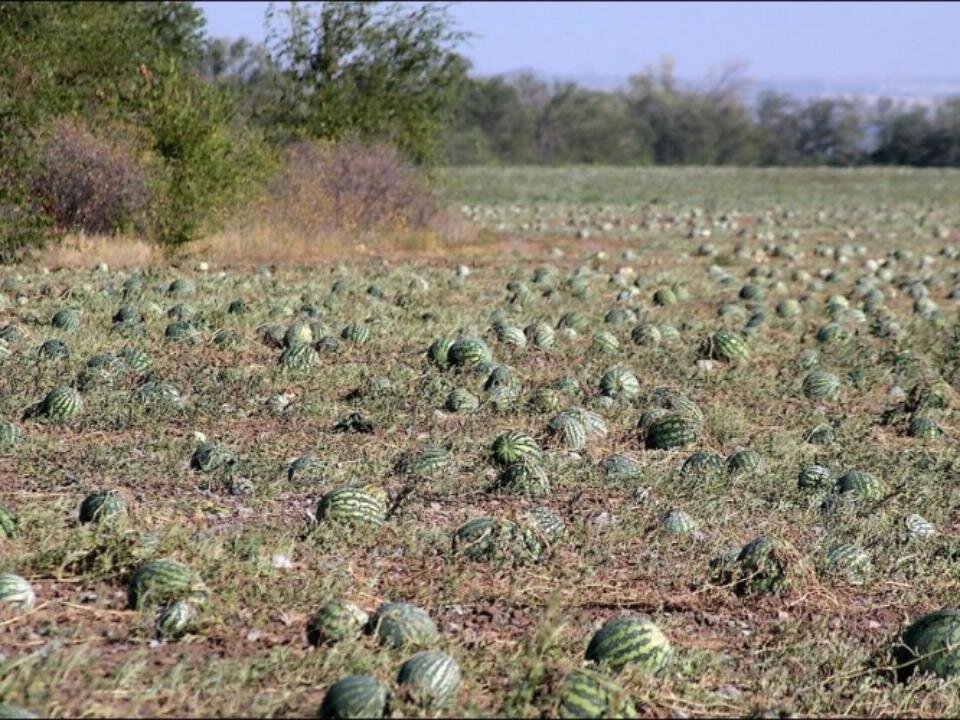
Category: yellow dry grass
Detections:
[{"x1": 35, "y1": 232, "x2": 158, "y2": 269}]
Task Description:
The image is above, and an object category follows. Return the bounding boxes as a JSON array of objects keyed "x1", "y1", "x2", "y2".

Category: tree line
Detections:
[{"x1": 2, "y1": 1, "x2": 958, "y2": 256}]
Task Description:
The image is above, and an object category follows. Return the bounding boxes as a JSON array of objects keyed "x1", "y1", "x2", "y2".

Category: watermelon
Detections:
[
  {"x1": 630, "y1": 323, "x2": 661, "y2": 347},
  {"x1": 0, "y1": 505, "x2": 20, "y2": 540},
  {"x1": 721, "y1": 536, "x2": 789, "y2": 596},
  {"x1": 453, "y1": 516, "x2": 543, "y2": 563},
  {"x1": 662, "y1": 509, "x2": 696, "y2": 535},
  {"x1": 40, "y1": 386, "x2": 82, "y2": 423},
  {"x1": 37, "y1": 338, "x2": 69, "y2": 360},
  {"x1": 447, "y1": 338, "x2": 492, "y2": 368},
  {"x1": 444, "y1": 388, "x2": 479, "y2": 413},
  {"x1": 556, "y1": 668, "x2": 637, "y2": 719},
  {"x1": 491, "y1": 431, "x2": 541, "y2": 467},
  {"x1": 308, "y1": 600, "x2": 369, "y2": 645},
  {"x1": 804, "y1": 423, "x2": 835, "y2": 445},
  {"x1": 398, "y1": 444, "x2": 451, "y2": 478},
  {"x1": 905, "y1": 513, "x2": 936, "y2": 540},
  {"x1": 341, "y1": 322, "x2": 371, "y2": 344},
  {"x1": 798, "y1": 464, "x2": 833, "y2": 490},
  {"x1": 0, "y1": 416, "x2": 22, "y2": 447},
  {"x1": 119, "y1": 347, "x2": 152, "y2": 373},
  {"x1": 527, "y1": 506, "x2": 565, "y2": 540},
  {"x1": 51, "y1": 308, "x2": 80, "y2": 331},
  {"x1": 803, "y1": 370, "x2": 840, "y2": 400},
  {"x1": 525, "y1": 321, "x2": 556, "y2": 349},
  {"x1": 127, "y1": 559, "x2": 207, "y2": 610},
  {"x1": 548, "y1": 410, "x2": 587, "y2": 450},
  {"x1": 495, "y1": 324, "x2": 527, "y2": 347},
  {"x1": 190, "y1": 442, "x2": 234, "y2": 473},
  {"x1": 599, "y1": 367, "x2": 640, "y2": 401},
  {"x1": 680, "y1": 450, "x2": 725, "y2": 479},
  {"x1": 710, "y1": 329, "x2": 750, "y2": 363},
  {"x1": 0, "y1": 703, "x2": 38, "y2": 719},
  {"x1": 726, "y1": 448, "x2": 763, "y2": 477},
  {"x1": 836, "y1": 469, "x2": 883, "y2": 502},
  {"x1": 279, "y1": 343, "x2": 319, "y2": 371},
  {"x1": 156, "y1": 600, "x2": 199, "y2": 639},
  {"x1": 591, "y1": 330, "x2": 620, "y2": 354},
  {"x1": 528, "y1": 388, "x2": 561, "y2": 414},
  {"x1": 79, "y1": 490, "x2": 127, "y2": 525},
  {"x1": 645, "y1": 414, "x2": 696, "y2": 450},
  {"x1": 317, "y1": 485, "x2": 388, "y2": 528},
  {"x1": 319, "y1": 676, "x2": 389, "y2": 719},
  {"x1": 908, "y1": 414, "x2": 942, "y2": 439},
  {"x1": 824, "y1": 543, "x2": 872, "y2": 584},
  {"x1": 895, "y1": 608, "x2": 960, "y2": 680},
  {"x1": 496, "y1": 461, "x2": 550, "y2": 497},
  {"x1": 397, "y1": 650, "x2": 461, "y2": 707},
  {"x1": 603, "y1": 454, "x2": 643, "y2": 482},
  {"x1": 137, "y1": 380, "x2": 184, "y2": 411},
  {"x1": 585, "y1": 615, "x2": 671, "y2": 675},
  {"x1": 0, "y1": 573, "x2": 35, "y2": 612},
  {"x1": 370, "y1": 601, "x2": 438, "y2": 649}
]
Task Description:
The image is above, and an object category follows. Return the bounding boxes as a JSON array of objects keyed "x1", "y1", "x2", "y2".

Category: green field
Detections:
[{"x1": 2, "y1": 167, "x2": 960, "y2": 718}]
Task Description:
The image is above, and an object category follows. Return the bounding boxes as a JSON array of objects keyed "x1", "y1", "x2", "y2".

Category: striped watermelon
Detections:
[
  {"x1": 447, "y1": 338, "x2": 492, "y2": 368},
  {"x1": 319, "y1": 676, "x2": 388, "y2": 719},
  {"x1": 599, "y1": 367, "x2": 640, "y2": 401},
  {"x1": 804, "y1": 423, "x2": 835, "y2": 445},
  {"x1": 496, "y1": 460, "x2": 550, "y2": 497},
  {"x1": 137, "y1": 380, "x2": 184, "y2": 411},
  {"x1": 908, "y1": 414, "x2": 942, "y2": 439},
  {"x1": 51, "y1": 308, "x2": 80, "y2": 331},
  {"x1": 317, "y1": 485, "x2": 388, "y2": 528},
  {"x1": 662, "y1": 509, "x2": 696, "y2": 534},
  {"x1": 726, "y1": 536, "x2": 788, "y2": 596},
  {"x1": 726, "y1": 448, "x2": 763, "y2": 477},
  {"x1": 645, "y1": 414, "x2": 696, "y2": 450},
  {"x1": 526, "y1": 506, "x2": 565, "y2": 540},
  {"x1": 824, "y1": 543, "x2": 872, "y2": 584},
  {"x1": 492, "y1": 431, "x2": 541, "y2": 467},
  {"x1": 557, "y1": 668, "x2": 636, "y2": 719},
  {"x1": 526, "y1": 321, "x2": 556, "y2": 349},
  {"x1": 803, "y1": 370, "x2": 840, "y2": 400},
  {"x1": 444, "y1": 388, "x2": 479, "y2": 413},
  {"x1": 495, "y1": 324, "x2": 527, "y2": 347},
  {"x1": 190, "y1": 442, "x2": 234, "y2": 473},
  {"x1": 287, "y1": 456, "x2": 328, "y2": 484},
  {"x1": 156, "y1": 600, "x2": 199, "y2": 639},
  {"x1": 681, "y1": 450, "x2": 725, "y2": 479},
  {"x1": 0, "y1": 419, "x2": 22, "y2": 447},
  {"x1": 341, "y1": 322, "x2": 371, "y2": 344},
  {"x1": 0, "y1": 505, "x2": 20, "y2": 540},
  {"x1": 895, "y1": 609, "x2": 960, "y2": 680},
  {"x1": 585, "y1": 615, "x2": 671, "y2": 675},
  {"x1": 798, "y1": 464, "x2": 833, "y2": 490},
  {"x1": 591, "y1": 330, "x2": 620, "y2": 354},
  {"x1": 79, "y1": 490, "x2": 127, "y2": 525},
  {"x1": 836, "y1": 469, "x2": 883, "y2": 502},
  {"x1": 279, "y1": 343, "x2": 318, "y2": 371},
  {"x1": 528, "y1": 388, "x2": 561, "y2": 414},
  {"x1": 630, "y1": 323, "x2": 661, "y2": 347},
  {"x1": 709, "y1": 329, "x2": 750, "y2": 363},
  {"x1": 119, "y1": 347, "x2": 152, "y2": 373},
  {"x1": 559, "y1": 311, "x2": 589, "y2": 333},
  {"x1": 905, "y1": 513, "x2": 936, "y2": 540},
  {"x1": 0, "y1": 574, "x2": 35, "y2": 612},
  {"x1": 548, "y1": 410, "x2": 587, "y2": 450},
  {"x1": 127, "y1": 559, "x2": 207, "y2": 610},
  {"x1": 371, "y1": 601, "x2": 438, "y2": 649},
  {"x1": 398, "y1": 444, "x2": 451, "y2": 478},
  {"x1": 40, "y1": 386, "x2": 82, "y2": 423},
  {"x1": 397, "y1": 650, "x2": 461, "y2": 707},
  {"x1": 308, "y1": 600, "x2": 369, "y2": 645},
  {"x1": 37, "y1": 339, "x2": 69, "y2": 360},
  {"x1": 603, "y1": 454, "x2": 643, "y2": 482}
]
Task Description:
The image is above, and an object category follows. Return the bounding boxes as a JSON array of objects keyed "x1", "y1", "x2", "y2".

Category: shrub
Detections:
[
  {"x1": 30, "y1": 118, "x2": 153, "y2": 236},
  {"x1": 260, "y1": 139, "x2": 438, "y2": 238}
]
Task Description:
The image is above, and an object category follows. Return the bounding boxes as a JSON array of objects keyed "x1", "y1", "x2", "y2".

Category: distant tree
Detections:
[{"x1": 264, "y1": 1, "x2": 470, "y2": 163}]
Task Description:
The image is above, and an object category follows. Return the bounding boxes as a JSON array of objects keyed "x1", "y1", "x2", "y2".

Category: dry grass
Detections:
[{"x1": 35, "y1": 232, "x2": 158, "y2": 269}]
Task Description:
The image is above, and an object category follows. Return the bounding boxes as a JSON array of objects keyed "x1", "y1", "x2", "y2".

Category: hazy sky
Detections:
[{"x1": 197, "y1": 1, "x2": 959, "y2": 81}]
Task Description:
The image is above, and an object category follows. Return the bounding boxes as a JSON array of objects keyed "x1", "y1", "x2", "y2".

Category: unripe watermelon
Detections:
[
  {"x1": 127, "y1": 559, "x2": 207, "y2": 610},
  {"x1": 308, "y1": 601, "x2": 369, "y2": 645},
  {"x1": 397, "y1": 650, "x2": 461, "y2": 707},
  {"x1": 319, "y1": 675, "x2": 389, "y2": 719},
  {"x1": 557, "y1": 668, "x2": 636, "y2": 719},
  {"x1": 585, "y1": 615, "x2": 671, "y2": 675},
  {"x1": 370, "y1": 601, "x2": 438, "y2": 650}
]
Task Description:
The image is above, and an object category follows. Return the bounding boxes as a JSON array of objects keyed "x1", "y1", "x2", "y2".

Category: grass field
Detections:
[{"x1": 2, "y1": 167, "x2": 960, "y2": 718}]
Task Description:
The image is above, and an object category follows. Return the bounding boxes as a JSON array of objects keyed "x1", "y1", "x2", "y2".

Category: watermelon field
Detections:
[{"x1": 3, "y1": 166, "x2": 960, "y2": 717}]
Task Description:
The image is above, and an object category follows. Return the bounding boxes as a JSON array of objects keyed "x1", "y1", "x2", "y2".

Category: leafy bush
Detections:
[
  {"x1": 259, "y1": 139, "x2": 437, "y2": 238},
  {"x1": 30, "y1": 118, "x2": 152, "y2": 236}
]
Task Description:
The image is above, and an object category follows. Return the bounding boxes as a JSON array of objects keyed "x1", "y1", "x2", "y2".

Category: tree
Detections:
[{"x1": 264, "y1": 1, "x2": 470, "y2": 163}]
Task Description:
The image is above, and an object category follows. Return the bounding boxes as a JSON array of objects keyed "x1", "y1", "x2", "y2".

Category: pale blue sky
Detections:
[{"x1": 196, "y1": 1, "x2": 960, "y2": 82}]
